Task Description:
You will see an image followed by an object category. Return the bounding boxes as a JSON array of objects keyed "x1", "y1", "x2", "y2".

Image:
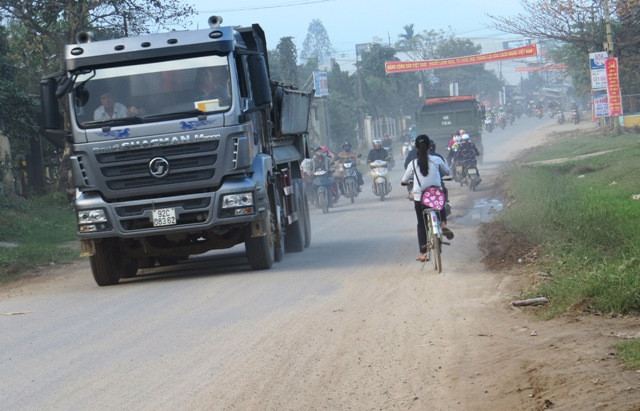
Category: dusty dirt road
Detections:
[{"x1": 1, "y1": 117, "x2": 640, "y2": 410}]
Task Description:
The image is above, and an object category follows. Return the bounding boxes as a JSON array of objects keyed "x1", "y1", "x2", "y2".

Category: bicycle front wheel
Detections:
[
  {"x1": 428, "y1": 215, "x2": 442, "y2": 273},
  {"x1": 432, "y1": 232, "x2": 442, "y2": 273}
]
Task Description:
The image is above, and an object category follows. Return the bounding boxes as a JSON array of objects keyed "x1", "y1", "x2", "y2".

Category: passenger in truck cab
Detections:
[{"x1": 194, "y1": 67, "x2": 231, "y2": 105}]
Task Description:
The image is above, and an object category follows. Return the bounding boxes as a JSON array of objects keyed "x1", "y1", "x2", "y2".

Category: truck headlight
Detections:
[
  {"x1": 221, "y1": 193, "x2": 253, "y2": 209},
  {"x1": 78, "y1": 209, "x2": 107, "y2": 224}
]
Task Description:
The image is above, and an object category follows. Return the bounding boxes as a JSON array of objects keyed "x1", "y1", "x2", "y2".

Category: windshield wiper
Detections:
[
  {"x1": 142, "y1": 109, "x2": 207, "y2": 121},
  {"x1": 82, "y1": 116, "x2": 145, "y2": 128}
]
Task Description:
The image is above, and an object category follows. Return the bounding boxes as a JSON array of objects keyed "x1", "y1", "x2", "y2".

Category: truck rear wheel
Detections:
[
  {"x1": 89, "y1": 238, "x2": 122, "y2": 286},
  {"x1": 285, "y1": 179, "x2": 305, "y2": 252},
  {"x1": 302, "y1": 185, "x2": 311, "y2": 248}
]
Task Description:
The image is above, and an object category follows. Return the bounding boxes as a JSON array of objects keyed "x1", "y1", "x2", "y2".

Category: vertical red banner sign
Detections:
[{"x1": 605, "y1": 58, "x2": 623, "y2": 116}]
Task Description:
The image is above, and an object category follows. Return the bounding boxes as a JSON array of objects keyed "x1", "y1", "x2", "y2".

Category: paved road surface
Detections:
[{"x1": 1, "y1": 117, "x2": 556, "y2": 409}]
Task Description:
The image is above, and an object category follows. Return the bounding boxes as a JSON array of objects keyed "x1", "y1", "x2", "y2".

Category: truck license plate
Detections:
[{"x1": 152, "y1": 208, "x2": 176, "y2": 226}]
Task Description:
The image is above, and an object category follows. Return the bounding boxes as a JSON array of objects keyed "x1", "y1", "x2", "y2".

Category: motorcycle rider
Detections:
[
  {"x1": 454, "y1": 134, "x2": 481, "y2": 178},
  {"x1": 571, "y1": 101, "x2": 581, "y2": 123},
  {"x1": 367, "y1": 138, "x2": 391, "y2": 163},
  {"x1": 312, "y1": 146, "x2": 340, "y2": 202},
  {"x1": 336, "y1": 142, "x2": 364, "y2": 191}
]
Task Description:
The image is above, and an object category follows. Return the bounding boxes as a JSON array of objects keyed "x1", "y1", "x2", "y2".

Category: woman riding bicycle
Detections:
[{"x1": 401, "y1": 134, "x2": 453, "y2": 262}]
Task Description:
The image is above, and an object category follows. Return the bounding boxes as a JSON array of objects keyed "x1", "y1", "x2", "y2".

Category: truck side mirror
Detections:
[
  {"x1": 40, "y1": 77, "x2": 67, "y2": 148},
  {"x1": 247, "y1": 54, "x2": 272, "y2": 106},
  {"x1": 41, "y1": 78, "x2": 60, "y2": 131}
]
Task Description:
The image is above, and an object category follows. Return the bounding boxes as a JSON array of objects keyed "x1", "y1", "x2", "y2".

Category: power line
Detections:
[{"x1": 199, "y1": 0, "x2": 334, "y2": 13}]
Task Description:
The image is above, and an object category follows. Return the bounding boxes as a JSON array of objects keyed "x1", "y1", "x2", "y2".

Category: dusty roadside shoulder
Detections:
[{"x1": 477, "y1": 125, "x2": 640, "y2": 409}]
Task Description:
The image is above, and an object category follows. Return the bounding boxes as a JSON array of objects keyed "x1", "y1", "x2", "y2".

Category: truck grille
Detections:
[
  {"x1": 95, "y1": 141, "x2": 219, "y2": 191},
  {"x1": 114, "y1": 197, "x2": 212, "y2": 232}
]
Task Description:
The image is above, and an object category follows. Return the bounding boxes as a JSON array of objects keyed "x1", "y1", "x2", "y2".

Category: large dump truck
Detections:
[
  {"x1": 40, "y1": 16, "x2": 314, "y2": 286},
  {"x1": 414, "y1": 96, "x2": 484, "y2": 158}
]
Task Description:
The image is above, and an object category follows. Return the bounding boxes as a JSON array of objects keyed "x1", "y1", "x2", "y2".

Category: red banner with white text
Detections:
[
  {"x1": 385, "y1": 44, "x2": 538, "y2": 74},
  {"x1": 605, "y1": 58, "x2": 623, "y2": 116}
]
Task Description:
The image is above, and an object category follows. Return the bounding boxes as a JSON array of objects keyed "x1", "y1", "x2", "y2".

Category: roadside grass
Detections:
[
  {"x1": 495, "y1": 130, "x2": 640, "y2": 367},
  {"x1": 617, "y1": 339, "x2": 640, "y2": 369},
  {"x1": 521, "y1": 128, "x2": 640, "y2": 163},
  {"x1": 497, "y1": 130, "x2": 640, "y2": 317},
  {"x1": 0, "y1": 192, "x2": 78, "y2": 283}
]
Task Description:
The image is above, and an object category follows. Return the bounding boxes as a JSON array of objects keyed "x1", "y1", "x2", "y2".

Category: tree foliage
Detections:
[
  {"x1": 0, "y1": 26, "x2": 39, "y2": 153},
  {"x1": 270, "y1": 36, "x2": 299, "y2": 86},
  {"x1": 300, "y1": 19, "x2": 334, "y2": 64},
  {"x1": 489, "y1": 0, "x2": 640, "y2": 96},
  {"x1": 0, "y1": 0, "x2": 195, "y2": 192}
]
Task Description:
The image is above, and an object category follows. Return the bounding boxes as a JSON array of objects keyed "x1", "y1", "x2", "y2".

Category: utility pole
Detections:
[{"x1": 603, "y1": 0, "x2": 620, "y2": 134}]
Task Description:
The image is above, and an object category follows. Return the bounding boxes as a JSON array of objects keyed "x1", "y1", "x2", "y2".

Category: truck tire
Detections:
[
  {"x1": 285, "y1": 179, "x2": 305, "y2": 253},
  {"x1": 271, "y1": 186, "x2": 285, "y2": 262},
  {"x1": 245, "y1": 209, "x2": 275, "y2": 270},
  {"x1": 89, "y1": 238, "x2": 122, "y2": 286},
  {"x1": 120, "y1": 257, "x2": 139, "y2": 278},
  {"x1": 302, "y1": 185, "x2": 311, "y2": 248}
]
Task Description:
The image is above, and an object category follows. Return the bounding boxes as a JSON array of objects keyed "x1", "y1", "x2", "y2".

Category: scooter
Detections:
[
  {"x1": 401, "y1": 142, "x2": 412, "y2": 162},
  {"x1": 336, "y1": 157, "x2": 359, "y2": 204},
  {"x1": 571, "y1": 108, "x2": 580, "y2": 124},
  {"x1": 383, "y1": 146, "x2": 395, "y2": 170},
  {"x1": 312, "y1": 169, "x2": 336, "y2": 214},
  {"x1": 484, "y1": 116, "x2": 494, "y2": 133},
  {"x1": 369, "y1": 159, "x2": 391, "y2": 201},
  {"x1": 497, "y1": 114, "x2": 507, "y2": 129},
  {"x1": 535, "y1": 108, "x2": 543, "y2": 119},
  {"x1": 557, "y1": 111, "x2": 565, "y2": 124}
]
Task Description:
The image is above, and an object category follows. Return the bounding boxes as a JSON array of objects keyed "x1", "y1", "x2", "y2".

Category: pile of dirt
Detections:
[{"x1": 478, "y1": 220, "x2": 540, "y2": 271}]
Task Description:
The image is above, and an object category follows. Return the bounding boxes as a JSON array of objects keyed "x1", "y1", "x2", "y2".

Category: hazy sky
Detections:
[{"x1": 190, "y1": 0, "x2": 526, "y2": 61}]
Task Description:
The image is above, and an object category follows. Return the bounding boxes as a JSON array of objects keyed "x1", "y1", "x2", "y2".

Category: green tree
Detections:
[
  {"x1": 270, "y1": 36, "x2": 299, "y2": 86},
  {"x1": 300, "y1": 19, "x2": 334, "y2": 65},
  {"x1": 357, "y1": 43, "x2": 420, "y2": 118},
  {"x1": 0, "y1": 0, "x2": 195, "y2": 192},
  {"x1": 432, "y1": 37, "x2": 502, "y2": 100},
  {"x1": 327, "y1": 61, "x2": 358, "y2": 147},
  {"x1": 489, "y1": 0, "x2": 640, "y2": 97}
]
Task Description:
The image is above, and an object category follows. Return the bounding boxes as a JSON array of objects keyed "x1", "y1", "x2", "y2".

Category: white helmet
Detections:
[{"x1": 461, "y1": 134, "x2": 470, "y2": 142}]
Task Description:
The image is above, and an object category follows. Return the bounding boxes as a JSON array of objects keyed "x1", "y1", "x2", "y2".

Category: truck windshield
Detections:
[{"x1": 72, "y1": 55, "x2": 232, "y2": 128}]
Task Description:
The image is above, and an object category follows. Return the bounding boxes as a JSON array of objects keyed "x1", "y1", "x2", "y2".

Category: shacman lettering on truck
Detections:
[{"x1": 40, "y1": 16, "x2": 314, "y2": 286}]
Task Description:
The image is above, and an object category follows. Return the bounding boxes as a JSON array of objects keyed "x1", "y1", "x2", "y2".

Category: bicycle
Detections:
[{"x1": 420, "y1": 185, "x2": 451, "y2": 273}]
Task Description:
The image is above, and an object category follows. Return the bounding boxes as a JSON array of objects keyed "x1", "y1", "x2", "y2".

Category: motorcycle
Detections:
[
  {"x1": 401, "y1": 142, "x2": 412, "y2": 162},
  {"x1": 547, "y1": 109, "x2": 556, "y2": 118},
  {"x1": 497, "y1": 114, "x2": 507, "y2": 129},
  {"x1": 484, "y1": 116, "x2": 494, "y2": 133},
  {"x1": 455, "y1": 160, "x2": 482, "y2": 191},
  {"x1": 383, "y1": 145, "x2": 395, "y2": 170},
  {"x1": 571, "y1": 108, "x2": 580, "y2": 124},
  {"x1": 557, "y1": 111, "x2": 565, "y2": 125},
  {"x1": 335, "y1": 157, "x2": 359, "y2": 204},
  {"x1": 535, "y1": 108, "x2": 543, "y2": 119},
  {"x1": 369, "y1": 159, "x2": 392, "y2": 201},
  {"x1": 311, "y1": 169, "x2": 337, "y2": 214},
  {"x1": 514, "y1": 106, "x2": 523, "y2": 118}
]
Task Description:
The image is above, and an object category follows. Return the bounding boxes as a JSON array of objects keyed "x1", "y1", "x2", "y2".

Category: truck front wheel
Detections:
[
  {"x1": 89, "y1": 238, "x2": 123, "y2": 286},
  {"x1": 245, "y1": 209, "x2": 276, "y2": 270}
]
